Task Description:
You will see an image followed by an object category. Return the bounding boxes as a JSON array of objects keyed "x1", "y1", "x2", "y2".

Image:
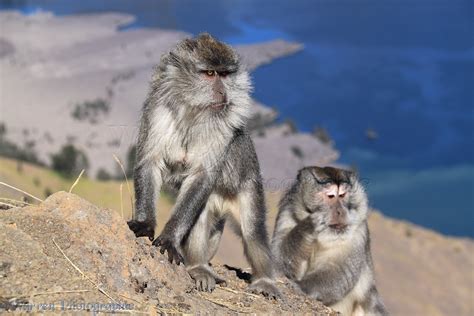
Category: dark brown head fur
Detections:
[
  {"x1": 182, "y1": 33, "x2": 239, "y2": 73},
  {"x1": 311, "y1": 166, "x2": 353, "y2": 186}
]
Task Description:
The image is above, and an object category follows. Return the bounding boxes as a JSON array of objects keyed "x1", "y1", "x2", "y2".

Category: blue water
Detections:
[{"x1": 1, "y1": 0, "x2": 473, "y2": 237}]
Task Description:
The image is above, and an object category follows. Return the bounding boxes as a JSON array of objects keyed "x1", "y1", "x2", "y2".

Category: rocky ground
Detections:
[
  {"x1": 1, "y1": 170, "x2": 473, "y2": 315},
  {"x1": 0, "y1": 192, "x2": 335, "y2": 314}
]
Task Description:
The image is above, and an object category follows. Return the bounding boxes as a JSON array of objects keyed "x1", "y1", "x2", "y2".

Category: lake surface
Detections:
[{"x1": 1, "y1": 0, "x2": 473, "y2": 237}]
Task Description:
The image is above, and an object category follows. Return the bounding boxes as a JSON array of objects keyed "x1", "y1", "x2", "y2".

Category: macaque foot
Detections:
[
  {"x1": 152, "y1": 234, "x2": 184, "y2": 265},
  {"x1": 127, "y1": 220, "x2": 155, "y2": 241},
  {"x1": 248, "y1": 278, "x2": 282, "y2": 300},
  {"x1": 188, "y1": 265, "x2": 226, "y2": 292}
]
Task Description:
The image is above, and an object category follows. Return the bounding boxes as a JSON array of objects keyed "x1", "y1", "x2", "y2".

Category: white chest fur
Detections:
[{"x1": 145, "y1": 106, "x2": 231, "y2": 174}]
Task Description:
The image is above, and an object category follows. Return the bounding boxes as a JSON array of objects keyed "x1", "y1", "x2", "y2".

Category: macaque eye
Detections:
[
  {"x1": 205, "y1": 70, "x2": 216, "y2": 77},
  {"x1": 219, "y1": 71, "x2": 229, "y2": 78},
  {"x1": 339, "y1": 193, "x2": 346, "y2": 198},
  {"x1": 327, "y1": 194, "x2": 335, "y2": 199}
]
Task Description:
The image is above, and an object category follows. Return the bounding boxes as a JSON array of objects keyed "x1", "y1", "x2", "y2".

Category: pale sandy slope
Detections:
[{"x1": 0, "y1": 11, "x2": 337, "y2": 184}]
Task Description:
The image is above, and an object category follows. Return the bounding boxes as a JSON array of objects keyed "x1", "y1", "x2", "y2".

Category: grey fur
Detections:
[
  {"x1": 272, "y1": 166, "x2": 388, "y2": 315},
  {"x1": 128, "y1": 33, "x2": 280, "y2": 298}
]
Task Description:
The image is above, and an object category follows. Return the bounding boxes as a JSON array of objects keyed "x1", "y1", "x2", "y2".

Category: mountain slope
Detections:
[{"x1": 1, "y1": 158, "x2": 472, "y2": 315}]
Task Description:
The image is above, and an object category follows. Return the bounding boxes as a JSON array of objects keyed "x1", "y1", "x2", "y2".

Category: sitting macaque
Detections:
[{"x1": 272, "y1": 166, "x2": 388, "y2": 315}]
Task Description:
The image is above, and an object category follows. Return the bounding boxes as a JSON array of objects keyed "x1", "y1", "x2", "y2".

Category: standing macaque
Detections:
[
  {"x1": 272, "y1": 166, "x2": 388, "y2": 315},
  {"x1": 127, "y1": 33, "x2": 280, "y2": 298}
]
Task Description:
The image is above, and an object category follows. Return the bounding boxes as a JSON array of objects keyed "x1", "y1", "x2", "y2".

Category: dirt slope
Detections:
[
  {"x1": 1, "y1": 162, "x2": 473, "y2": 315},
  {"x1": 0, "y1": 192, "x2": 335, "y2": 314}
]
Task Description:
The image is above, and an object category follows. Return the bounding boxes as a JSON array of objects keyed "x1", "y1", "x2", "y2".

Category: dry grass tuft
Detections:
[
  {"x1": 0, "y1": 197, "x2": 32, "y2": 206},
  {"x1": 119, "y1": 183, "x2": 124, "y2": 219},
  {"x1": 0, "y1": 201, "x2": 16, "y2": 208},
  {"x1": 113, "y1": 154, "x2": 134, "y2": 218},
  {"x1": 9, "y1": 289, "x2": 91, "y2": 299},
  {"x1": 0, "y1": 181, "x2": 43, "y2": 202},
  {"x1": 52, "y1": 238, "x2": 117, "y2": 303},
  {"x1": 68, "y1": 169, "x2": 85, "y2": 193}
]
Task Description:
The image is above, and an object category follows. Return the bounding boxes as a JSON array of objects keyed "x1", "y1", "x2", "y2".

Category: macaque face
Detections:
[
  {"x1": 320, "y1": 183, "x2": 351, "y2": 233},
  {"x1": 199, "y1": 69, "x2": 230, "y2": 110},
  {"x1": 301, "y1": 166, "x2": 367, "y2": 238},
  {"x1": 194, "y1": 60, "x2": 248, "y2": 112},
  {"x1": 168, "y1": 34, "x2": 250, "y2": 111}
]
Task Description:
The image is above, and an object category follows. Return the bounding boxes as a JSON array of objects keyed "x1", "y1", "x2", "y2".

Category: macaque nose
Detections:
[
  {"x1": 213, "y1": 78, "x2": 227, "y2": 104},
  {"x1": 326, "y1": 187, "x2": 338, "y2": 199},
  {"x1": 333, "y1": 208, "x2": 346, "y2": 222},
  {"x1": 329, "y1": 203, "x2": 347, "y2": 228},
  {"x1": 217, "y1": 90, "x2": 227, "y2": 103}
]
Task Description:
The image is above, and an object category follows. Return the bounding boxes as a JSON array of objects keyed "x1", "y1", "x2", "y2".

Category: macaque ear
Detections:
[
  {"x1": 297, "y1": 167, "x2": 311, "y2": 181},
  {"x1": 312, "y1": 167, "x2": 336, "y2": 186},
  {"x1": 343, "y1": 169, "x2": 357, "y2": 185},
  {"x1": 306, "y1": 166, "x2": 324, "y2": 182},
  {"x1": 310, "y1": 166, "x2": 324, "y2": 176},
  {"x1": 182, "y1": 38, "x2": 198, "y2": 51},
  {"x1": 167, "y1": 51, "x2": 181, "y2": 68},
  {"x1": 300, "y1": 166, "x2": 325, "y2": 181},
  {"x1": 296, "y1": 167, "x2": 317, "y2": 189}
]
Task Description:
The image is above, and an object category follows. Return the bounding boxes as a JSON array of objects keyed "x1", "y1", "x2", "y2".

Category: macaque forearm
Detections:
[
  {"x1": 298, "y1": 250, "x2": 364, "y2": 305},
  {"x1": 133, "y1": 163, "x2": 159, "y2": 223},
  {"x1": 162, "y1": 172, "x2": 214, "y2": 243},
  {"x1": 278, "y1": 218, "x2": 315, "y2": 278},
  {"x1": 128, "y1": 163, "x2": 161, "y2": 240},
  {"x1": 298, "y1": 266, "x2": 355, "y2": 305}
]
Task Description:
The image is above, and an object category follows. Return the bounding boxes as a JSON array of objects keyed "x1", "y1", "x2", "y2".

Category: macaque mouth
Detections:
[
  {"x1": 209, "y1": 102, "x2": 229, "y2": 111},
  {"x1": 328, "y1": 223, "x2": 348, "y2": 232}
]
